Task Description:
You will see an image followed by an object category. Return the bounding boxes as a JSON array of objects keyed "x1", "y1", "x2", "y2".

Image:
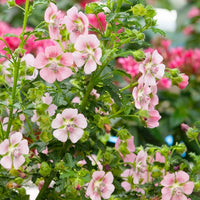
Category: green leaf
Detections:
[{"x1": 151, "y1": 27, "x2": 166, "y2": 37}]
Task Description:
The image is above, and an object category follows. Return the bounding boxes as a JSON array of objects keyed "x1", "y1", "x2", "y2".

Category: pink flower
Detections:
[
  {"x1": 178, "y1": 74, "x2": 189, "y2": 89},
  {"x1": 0, "y1": 132, "x2": 29, "y2": 170},
  {"x1": 86, "y1": 171, "x2": 115, "y2": 200},
  {"x1": 44, "y1": 3, "x2": 64, "y2": 40},
  {"x1": 79, "y1": 0, "x2": 99, "y2": 9},
  {"x1": 35, "y1": 45, "x2": 73, "y2": 83},
  {"x1": 118, "y1": 56, "x2": 139, "y2": 77},
  {"x1": 73, "y1": 34, "x2": 102, "y2": 74},
  {"x1": 161, "y1": 171, "x2": 194, "y2": 200},
  {"x1": 87, "y1": 12, "x2": 107, "y2": 33},
  {"x1": 183, "y1": 25, "x2": 194, "y2": 36},
  {"x1": 51, "y1": 108, "x2": 87, "y2": 143},
  {"x1": 145, "y1": 109, "x2": 161, "y2": 128},
  {"x1": 139, "y1": 50, "x2": 165, "y2": 86},
  {"x1": 64, "y1": 6, "x2": 89, "y2": 43},
  {"x1": 158, "y1": 77, "x2": 172, "y2": 90},
  {"x1": 132, "y1": 82, "x2": 158, "y2": 111},
  {"x1": 187, "y1": 7, "x2": 200, "y2": 18}
]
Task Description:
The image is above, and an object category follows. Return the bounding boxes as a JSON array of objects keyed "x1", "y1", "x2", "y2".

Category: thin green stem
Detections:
[
  {"x1": 95, "y1": 13, "x2": 105, "y2": 35},
  {"x1": 35, "y1": 171, "x2": 56, "y2": 200},
  {"x1": 81, "y1": 74, "x2": 95, "y2": 109},
  {"x1": 54, "y1": 81, "x2": 62, "y2": 93},
  {"x1": 194, "y1": 138, "x2": 200, "y2": 150},
  {"x1": 120, "y1": 81, "x2": 138, "y2": 91},
  {"x1": 6, "y1": 0, "x2": 30, "y2": 137},
  {"x1": 6, "y1": 59, "x2": 20, "y2": 137}
]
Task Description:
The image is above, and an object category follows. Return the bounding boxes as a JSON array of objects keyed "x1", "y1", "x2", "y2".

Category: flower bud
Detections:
[
  {"x1": 39, "y1": 162, "x2": 51, "y2": 177},
  {"x1": 186, "y1": 127, "x2": 199, "y2": 140}
]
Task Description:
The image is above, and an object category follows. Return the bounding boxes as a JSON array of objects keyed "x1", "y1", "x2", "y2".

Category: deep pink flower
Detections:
[
  {"x1": 161, "y1": 171, "x2": 194, "y2": 200},
  {"x1": 87, "y1": 12, "x2": 107, "y2": 33},
  {"x1": 118, "y1": 56, "x2": 139, "y2": 77},
  {"x1": 158, "y1": 77, "x2": 172, "y2": 90},
  {"x1": 187, "y1": 7, "x2": 200, "y2": 18},
  {"x1": 79, "y1": 0, "x2": 99, "y2": 9},
  {"x1": 73, "y1": 34, "x2": 102, "y2": 74},
  {"x1": 0, "y1": 132, "x2": 29, "y2": 170},
  {"x1": 86, "y1": 171, "x2": 115, "y2": 200},
  {"x1": 64, "y1": 6, "x2": 89, "y2": 43},
  {"x1": 35, "y1": 45, "x2": 73, "y2": 83},
  {"x1": 51, "y1": 108, "x2": 87, "y2": 143},
  {"x1": 178, "y1": 74, "x2": 189, "y2": 89}
]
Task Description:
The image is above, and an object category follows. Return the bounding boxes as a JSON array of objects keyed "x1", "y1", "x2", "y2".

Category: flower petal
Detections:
[
  {"x1": 52, "y1": 113, "x2": 64, "y2": 128},
  {"x1": 40, "y1": 68, "x2": 56, "y2": 83},
  {"x1": 13, "y1": 155, "x2": 25, "y2": 169},
  {"x1": 69, "y1": 128, "x2": 83, "y2": 143},
  {"x1": 74, "y1": 114, "x2": 87, "y2": 128},
  {"x1": 84, "y1": 58, "x2": 97, "y2": 74},
  {"x1": 0, "y1": 155, "x2": 12, "y2": 169},
  {"x1": 0, "y1": 139, "x2": 9, "y2": 155},
  {"x1": 10, "y1": 132, "x2": 22, "y2": 145},
  {"x1": 53, "y1": 129, "x2": 68, "y2": 142}
]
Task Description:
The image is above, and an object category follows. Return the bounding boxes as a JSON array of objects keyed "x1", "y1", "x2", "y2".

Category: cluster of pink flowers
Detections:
[
  {"x1": 115, "y1": 135, "x2": 194, "y2": 199},
  {"x1": 34, "y1": 3, "x2": 103, "y2": 83},
  {"x1": 131, "y1": 50, "x2": 165, "y2": 128},
  {"x1": 0, "y1": 132, "x2": 29, "y2": 170}
]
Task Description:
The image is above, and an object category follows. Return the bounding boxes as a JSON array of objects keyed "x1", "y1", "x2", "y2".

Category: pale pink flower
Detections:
[
  {"x1": 64, "y1": 6, "x2": 89, "y2": 43},
  {"x1": 35, "y1": 45, "x2": 73, "y2": 83},
  {"x1": 51, "y1": 108, "x2": 87, "y2": 143},
  {"x1": 21, "y1": 53, "x2": 38, "y2": 81},
  {"x1": 44, "y1": 2, "x2": 64, "y2": 40},
  {"x1": 139, "y1": 50, "x2": 165, "y2": 86},
  {"x1": 115, "y1": 136, "x2": 135, "y2": 154},
  {"x1": 187, "y1": 7, "x2": 200, "y2": 18},
  {"x1": 86, "y1": 171, "x2": 115, "y2": 200},
  {"x1": 145, "y1": 109, "x2": 161, "y2": 128},
  {"x1": 178, "y1": 74, "x2": 189, "y2": 89},
  {"x1": 0, "y1": 132, "x2": 29, "y2": 170},
  {"x1": 161, "y1": 171, "x2": 194, "y2": 200},
  {"x1": 73, "y1": 34, "x2": 102, "y2": 74},
  {"x1": 132, "y1": 82, "x2": 158, "y2": 111}
]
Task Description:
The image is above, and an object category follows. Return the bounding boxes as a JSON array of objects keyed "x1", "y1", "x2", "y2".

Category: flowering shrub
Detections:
[{"x1": 0, "y1": 0, "x2": 200, "y2": 199}]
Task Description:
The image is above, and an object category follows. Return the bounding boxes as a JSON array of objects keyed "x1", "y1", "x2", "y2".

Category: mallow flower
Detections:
[
  {"x1": 34, "y1": 45, "x2": 73, "y2": 83},
  {"x1": 73, "y1": 34, "x2": 102, "y2": 74},
  {"x1": 0, "y1": 132, "x2": 29, "y2": 170},
  {"x1": 161, "y1": 171, "x2": 194, "y2": 200},
  {"x1": 51, "y1": 108, "x2": 87, "y2": 143},
  {"x1": 86, "y1": 171, "x2": 115, "y2": 200}
]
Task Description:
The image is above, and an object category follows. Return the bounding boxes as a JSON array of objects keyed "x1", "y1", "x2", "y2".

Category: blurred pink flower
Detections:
[
  {"x1": 87, "y1": 12, "x2": 107, "y2": 33},
  {"x1": 35, "y1": 45, "x2": 73, "y2": 83},
  {"x1": 187, "y1": 7, "x2": 200, "y2": 18},
  {"x1": 64, "y1": 6, "x2": 89, "y2": 43},
  {"x1": 178, "y1": 74, "x2": 189, "y2": 89},
  {"x1": 118, "y1": 56, "x2": 139, "y2": 77},
  {"x1": 157, "y1": 77, "x2": 172, "y2": 90},
  {"x1": 161, "y1": 171, "x2": 194, "y2": 200},
  {"x1": 73, "y1": 34, "x2": 102, "y2": 74},
  {"x1": 79, "y1": 0, "x2": 99, "y2": 9},
  {"x1": 86, "y1": 171, "x2": 115, "y2": 200},
  {"x1": 183, "y1": 25, "x2": 194, "y2": 36},
  {"x1": 0, "y1": 132, "x2": 29, "y2": 170},
  {"x1": 52, "y1": 108, "x2": 87, "y2": 143}
]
